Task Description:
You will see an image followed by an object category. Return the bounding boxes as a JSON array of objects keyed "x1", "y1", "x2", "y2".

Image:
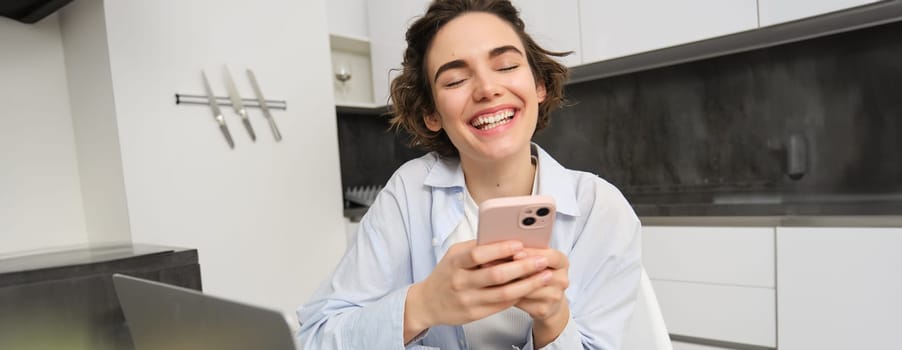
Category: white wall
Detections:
[
  {"x1": 59, "y1": 0, "x2": 131, "y2": 246},
  {"x1": 0, "y1": 15, "x2": 89, "y2": 256},
  {"x1": 100, "y1": 0, "x2": 347, "y2": 316}
]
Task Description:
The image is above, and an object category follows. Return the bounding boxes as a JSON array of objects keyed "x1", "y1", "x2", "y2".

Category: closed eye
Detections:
[
  {"x1": 499, "y1": 65, "x2": 519, "y2": 72},
  {"x1": 445, "y1": 79, "x2": 466, "y2": 87}
]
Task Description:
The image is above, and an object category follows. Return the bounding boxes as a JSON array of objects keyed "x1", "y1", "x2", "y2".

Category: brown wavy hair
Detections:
[{"x1": 388, "y1": 0, "x2": 570, "y2": 157}]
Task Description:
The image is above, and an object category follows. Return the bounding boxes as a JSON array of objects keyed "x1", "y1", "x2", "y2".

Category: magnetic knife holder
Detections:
[{"x1": 174, "y1": 93, "x2": 287, "y2": 110}]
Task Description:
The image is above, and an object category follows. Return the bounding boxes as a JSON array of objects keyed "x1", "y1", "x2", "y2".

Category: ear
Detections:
[
  {"x1": 424, "y1": 113, "x2": 443, "y2": 132},
  {"x1": 536, "y1": 81, "x2": 547, "y2": 103}
]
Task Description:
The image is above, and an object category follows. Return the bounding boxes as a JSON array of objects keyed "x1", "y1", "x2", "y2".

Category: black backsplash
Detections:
[
  {"x1": 337, "y1": 20, "x2": 902, "y2": 215},
  {"x1": 336, "y1": 112, "x2": 425, "y2": 190}
]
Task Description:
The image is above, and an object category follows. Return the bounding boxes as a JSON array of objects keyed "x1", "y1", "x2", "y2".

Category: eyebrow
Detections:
[{"x1": 432, "y1": 45, "x2": 524, "y2": 83}]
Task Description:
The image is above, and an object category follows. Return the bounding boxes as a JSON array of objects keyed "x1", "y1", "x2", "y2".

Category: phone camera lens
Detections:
[
  {"x1": 522, "y1": 217, "x2": 536, "y2": 226},
  {"x1": 536, "y1": 207, "x2": 550, "y2": 217}
]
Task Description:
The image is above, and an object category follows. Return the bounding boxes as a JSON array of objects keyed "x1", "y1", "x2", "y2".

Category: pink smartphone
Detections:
[{"x1": 476, "y1": 195, "x2": 556, "y2": 248}]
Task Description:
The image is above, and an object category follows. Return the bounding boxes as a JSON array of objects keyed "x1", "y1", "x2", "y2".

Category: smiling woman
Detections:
[
  {"x1": 297, "y1": 1, "x2": 643, "y2": 349},
  {"x1": 422, "y1": 14, "x2": 545, "y2": 175},
  {"x1": 389, "y1": 1, "x2": 569, "y2": 159}
]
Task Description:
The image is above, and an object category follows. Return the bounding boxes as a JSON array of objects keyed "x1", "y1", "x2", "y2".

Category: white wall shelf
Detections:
[
  {"x1": 329, "y1": 33, "x2": 370, "y2": 55},
  {"x1": 329, "y1": 33, "x2": 377, "y2": 107}
]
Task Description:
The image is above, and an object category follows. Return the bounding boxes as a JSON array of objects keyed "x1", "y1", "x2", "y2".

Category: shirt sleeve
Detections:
[
  {"x1": 296, "y1": 181, "x2": 416, "y2": 349},
  {"x1": 555, "y1": 179, "x2": 643, "y2": 350},
  {"x1": 519, "y1": 313, "x2": 581, "y2": 350},
  {"x1": 517, "y1": 178, "x2": 643, "y2": 350}
]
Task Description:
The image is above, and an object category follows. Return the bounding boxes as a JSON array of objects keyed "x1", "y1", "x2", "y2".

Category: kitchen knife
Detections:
[
  {"x1": 223, "y1": 65, "x2": 257, "y2": 141},
  {"x1": 201, "y1": 71, "x2": 235, "y2": 149},
  {"x1": 246, "y1": 69, "x2": 283, "y2": 142}
]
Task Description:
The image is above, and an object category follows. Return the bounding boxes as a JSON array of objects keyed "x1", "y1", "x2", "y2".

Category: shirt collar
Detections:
[
  {"x1": 533, "y1": 143, "x2": 581, "y2": 217},
  {"x1": 422, "y1": 155, "x2": 466, "y2": 189},
  {"x1": 423, "y1": 143, "x2": 581, "y2": 217}
]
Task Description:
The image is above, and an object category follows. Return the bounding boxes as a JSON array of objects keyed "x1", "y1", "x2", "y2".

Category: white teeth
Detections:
[{"x1": 471, "y1": 109, "x2": 515, "y2": 129}]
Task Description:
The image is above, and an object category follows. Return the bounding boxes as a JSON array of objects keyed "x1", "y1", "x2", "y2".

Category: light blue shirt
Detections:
[{"x1": 297, "y1": 144, "x2": 642, "y2": 349}]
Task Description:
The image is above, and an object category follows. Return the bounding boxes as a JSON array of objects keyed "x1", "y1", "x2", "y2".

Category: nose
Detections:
[{"x1": 471, "y1": 73, "x2": 502, "y2": 102}]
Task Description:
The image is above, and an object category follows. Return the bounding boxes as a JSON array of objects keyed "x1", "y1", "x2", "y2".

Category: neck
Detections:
[{"x1": 461, "y1": 146, "x2": 535, "y2": 205}]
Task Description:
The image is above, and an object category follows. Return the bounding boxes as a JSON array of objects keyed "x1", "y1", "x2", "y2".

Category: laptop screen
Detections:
[{"x1": 113, "y1": 274, "x2": 297, "y2": 350}]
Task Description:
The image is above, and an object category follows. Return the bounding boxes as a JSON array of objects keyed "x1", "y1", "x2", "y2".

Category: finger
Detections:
[
  {"x1": 456, "y1": 240, "x2": 524, "y2": 269},
  {"x1": 481, "y1": 270, "x2": 553, "y2": 304},
  {"x1": 517, "y1": 285, "x2": 560, "y2": 302},
  {"x1": 448, "y1": 239, "x2": 477, "y2": 252},
  {"x1": 480, "y1": 253, "x2": 525, "y2": 268},
  {"x1": 479, "y1": 260, "x2": 506, "y2": 268},
  {"x1": 515, "y1": 286, "x2": 568, "y2": 320},
  {"x1": 520, "y1": 248, "x2": 568, "y2": 269},
  {"x1": 520, "y1": 268, "x2": 569, "y2": 291},
  {"x1": 470, "y1": 256, "x2": 549, "y2": 288}
]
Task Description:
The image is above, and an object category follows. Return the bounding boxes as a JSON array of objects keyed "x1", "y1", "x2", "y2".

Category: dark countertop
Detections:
[
  {"x1": 345, "y1": 201, "x2": 902, "y2": 227},
  {"x1": 630, "y1": 192, "x2": 902, "y2": 219},
  {"x1": 0, "y1": 243, "x2": 201, "y2": 350},
  {"x1": 0, "y1": 243, "x2": 197, "y2": 287},
  {"x1": 640, "y1": 215, "x2": 902, "y2": 227}
]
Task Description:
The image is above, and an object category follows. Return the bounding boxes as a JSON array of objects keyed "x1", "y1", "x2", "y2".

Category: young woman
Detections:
[{"x1": 298, "y1": 1, "x2": 641, "y2": 349}]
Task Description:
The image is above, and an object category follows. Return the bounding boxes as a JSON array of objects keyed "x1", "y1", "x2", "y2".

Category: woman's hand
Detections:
[
  {"x1": 404, "y1": 240, "x2": 552, "y2": 342},
  {"x1": 514, "y1": 248, "x2": 571, "y2": 348}
]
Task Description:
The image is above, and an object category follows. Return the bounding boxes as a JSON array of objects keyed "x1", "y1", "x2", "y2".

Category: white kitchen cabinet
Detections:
[
  {"x1": 654, "y1": 280, "x2": 776, "y2": 347},
  {"x1": 759, "y1": 0, "x2": 885, "y2": 27},
  {"x1": 330, "y1": 34, "x2": 376, "y2": 107},
  {"x1": 776, "y1": 227, "x2": 902, "y2": 350},
  {"x1": 672, "y1": 341, "x2": 731, "y2": 350},
  {"x1": 327, "y1": 0, "x2": 378, "y2": 107},
  {"x1": 57, "y1": 0, "x2": 347, "y2": 319},
  {"x1": 642, "y1": 226, "x2": 776, "y2": 348},
  {"x1": 642, "y1": 226, "x2": 774, "y2": 287},
  {"x1": 366, "y1": 0, "x2": 430, "y2": 106},
  {"x1": 579, "y1": 0, "x2": 758, "y2": 63},
  {"x1": 326, "y1": 0, "x2": 370, "y2": 39},
  {"x1": 363, "y1": 0, "x2": 581, "y2": 105},
  {"x1": 1, "y1": 15, "x2": 91, "y2": 255},
  {"x1": 513, "y1": 0, "x2": 582, "y2": 67}
]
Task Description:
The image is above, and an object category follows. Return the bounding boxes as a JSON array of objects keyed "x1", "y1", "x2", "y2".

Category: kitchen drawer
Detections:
[
  {"x1": 776, "y1": 227, "x2": 902, "y2": 349},
  {"x1": 672, "y1": 341, "x2": 732, "y2": 350},
  {"x1": 642, "y1": 226, "x2": 775, "y2": 288},
  {"x1": 654, "y1": 280, "x2": 776, "y2": 348}
]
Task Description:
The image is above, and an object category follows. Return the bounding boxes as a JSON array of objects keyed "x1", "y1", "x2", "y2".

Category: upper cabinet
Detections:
[
  {"x1": 331, "y1": 0, "x2": 897, "y2": 107},
  {"x1": 348, "y1": 0, "x2": 580, "y2": 107},
  {"x1": 759, "y1": 0, "x2": 885, "y2": 27},
  {"x1": 579, "y1": 0, "x2": 758, "y2": 63},
  {"x1": 326, "y1": 0, "x2": 370, "y2": 39},
  {"x1": 514, "y1": 0, "x2": 582, "y2": 67},
  {"x1": 367, "y1": 0, "x2": 430, "y2": 106},
  {"x1": 327, "y1": 0, "x2": 377, "y2": 107}
]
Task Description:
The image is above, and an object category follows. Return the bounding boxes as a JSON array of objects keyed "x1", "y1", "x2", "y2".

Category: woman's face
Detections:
[{"x1": 424, "y1": 12, "x2": 546, "y2": 165}]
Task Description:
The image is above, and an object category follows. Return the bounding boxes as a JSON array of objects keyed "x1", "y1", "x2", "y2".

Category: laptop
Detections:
[{"x1": 113, "y1": 274, "x2": 298, "y2": 350}]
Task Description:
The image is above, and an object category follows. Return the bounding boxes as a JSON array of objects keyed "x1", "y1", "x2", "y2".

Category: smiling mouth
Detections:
[{"x1": 470, "y1": 108, "x2": 516, "y2": 130}]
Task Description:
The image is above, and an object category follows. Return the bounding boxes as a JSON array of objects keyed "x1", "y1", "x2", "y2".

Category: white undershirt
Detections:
[{"x1": 446, "y1": 156, "x2": 539, "y2": 349}]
